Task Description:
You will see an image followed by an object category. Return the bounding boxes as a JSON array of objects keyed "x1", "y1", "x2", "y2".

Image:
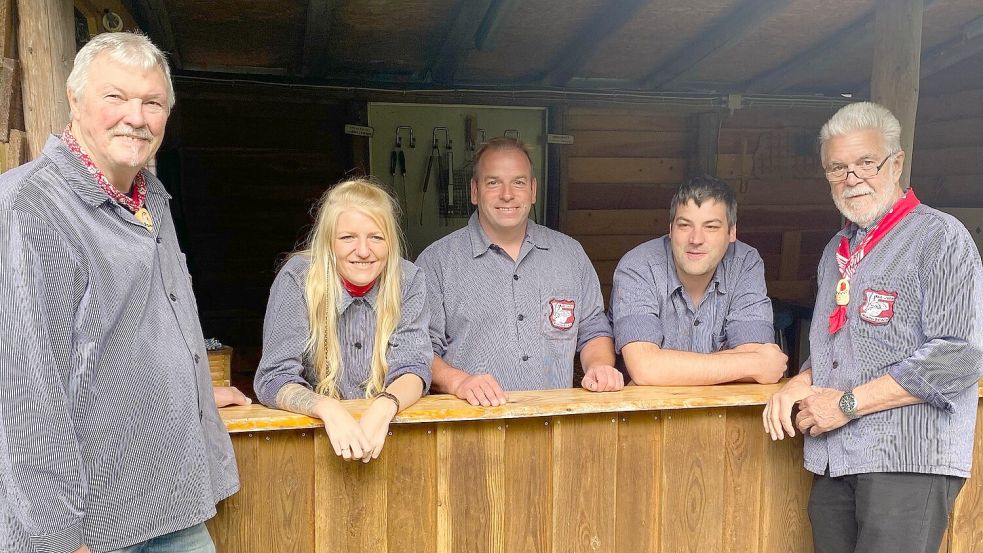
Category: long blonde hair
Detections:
[{"x1": 301, "y1": 179, "x2": 404, "y2": 398}]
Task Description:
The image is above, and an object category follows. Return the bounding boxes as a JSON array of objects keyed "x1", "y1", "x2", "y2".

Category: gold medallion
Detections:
[
  {"x1": 134, "y1": 207, "x2": 154, "y2": 233},
  {"x1": 835, "y1": 278, "x2": 850, "y2": 306}
]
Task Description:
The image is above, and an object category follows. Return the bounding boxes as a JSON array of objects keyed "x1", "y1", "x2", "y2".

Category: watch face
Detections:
[{"x1": 839, "y1": 392, "x2": 857, "y2": 416}]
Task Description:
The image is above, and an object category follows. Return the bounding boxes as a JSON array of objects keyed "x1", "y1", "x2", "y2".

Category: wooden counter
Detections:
[{"x1": 207, "y1": 384, "x2": 983, "y2": 553}]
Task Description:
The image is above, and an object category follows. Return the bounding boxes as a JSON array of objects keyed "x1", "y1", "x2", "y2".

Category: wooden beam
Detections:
[
  {"x1": 638, "y1": 0, "x2": 793, "y2": 90},
  {"x1": 920, "y1": 32, "x2": 983, "y2": 80},
  {"x1": 429, "y1": 0, "x2": 494, "y2": 84},
  {"x1": 743, "y1": 14, "x2": 874, "y2": 94},
  {"x1": 300, "y1": 0, "x2": 335, "y2": 77},
  {"x1": 541, "y1": 0, "x2": 649, "y2": 88},
  {"x1": 474, "y1": 0, "x2": 519, "y2": 52},
  {"x1": 0, "y1": 0, "x2": 14, "y2": 57},
  {"x1": 17, "y1": 0, "x2": 73, "y2": 159},
  {"x1": 870, "y1": 0, "x2": 922, "y2": 189},
  {"x1": 0, "y1": 56, "x2": 19, "y2": 141},
  {"x1": 687, "y1": 111, "x2": 721, "y2": 178},
  {"x1": 122, "y1": 0, "x2": 181, "y2": 69}
]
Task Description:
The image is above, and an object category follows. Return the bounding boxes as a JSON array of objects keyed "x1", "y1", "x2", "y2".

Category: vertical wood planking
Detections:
[
  {"x1": 504, "y1": 418, "x2": 552, "y2": 553},
  {"x1": 779, "y1": 231, "x2": 803, "y2": 281},
  {"x1": 759, "y1": 434, "x2": 813, "y2": 553},
  {"x1": 722, "y1": 407, "x2": 765, "y2": 553},
  {"x1": 386, "y1": 423, "x2": 438, "y2": 553},
  {"x1": 314, "y1": 432, "x2": 387, "y2": 553},
  {"x1": 660, "y1": 409, "x2": 727, "y2": 553},
  {"x1": 949, "y1": 402, "x2": 983, "y2": 553},
  {"x1": 551, "y1": 413, "x2": 618, "y2": 553},
  {"x1": 616, "y1": 411, "x2": 663, "y2": 553},
  {"x1": 436, "y1": 420, "x2": 506, "y2": 553},
  {"x1": 270, "y1": 430, "x2": 315, "y2": 553}
]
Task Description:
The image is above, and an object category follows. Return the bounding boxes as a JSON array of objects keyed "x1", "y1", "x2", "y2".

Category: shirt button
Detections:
[
  {"x1": 354, "y1": 342, "x2": 362, "y2": 349},
  {"x1": 156, "y1": 236, "x2": 162, "y2": 244},
  {"x1": 518, "y1": 314, "x2": 525, "y2": 321},
  {"x1": 194, "y1": 353, "x2": 200, "y2": 363},
  {"x1": 521, "y1": 355, "x2": 529, "y2": 361},
  {"x1": 199, "y1": 409, "x2": 204, "y2": 419},
  {"x1": 169, "y1": 293, "x2": 177, "y2": 302},
  {"x1": 832, "y1": 361, "x2": 839, "y2": 369},
  {"x1": 513, "y1": 274, "x2": 519, "y2": 281},
  {"x1": 694, "y1": 320, "x2": 701, "y2": 326}
]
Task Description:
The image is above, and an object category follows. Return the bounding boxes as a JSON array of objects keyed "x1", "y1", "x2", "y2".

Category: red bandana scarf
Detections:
[
  {"x1": 828, "y1": 188, "x2": 920, "y2": 334},
  {"x1": 60, "y1": 124, "x2": 147, "y2": 213},
  {"x1": 342, "y1": 277, "x2": 376, "y2": 297}
]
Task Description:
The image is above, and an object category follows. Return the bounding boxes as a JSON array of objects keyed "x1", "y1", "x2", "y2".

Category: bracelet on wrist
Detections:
[{"x1": 375, "y1": 391, "x2": 400, "y2": 413}]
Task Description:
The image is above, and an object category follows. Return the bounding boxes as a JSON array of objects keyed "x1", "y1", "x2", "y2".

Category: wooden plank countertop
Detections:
[{"x1": 219, "y1": 382, "x2": 983, "y2": 433}]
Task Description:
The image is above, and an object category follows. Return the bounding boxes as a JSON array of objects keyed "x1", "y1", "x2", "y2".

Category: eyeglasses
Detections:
[{"x1": 824, "y1": 154, "x2": 895, "y2": 183}]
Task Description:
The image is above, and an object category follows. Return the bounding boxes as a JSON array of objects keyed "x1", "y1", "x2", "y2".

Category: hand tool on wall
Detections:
[
  {"x1": 393, "y1": 126, "x2": 414, "y2": 218},
  {"x1": 421, "y1": 127, "x2": 447, "y2": 225}
]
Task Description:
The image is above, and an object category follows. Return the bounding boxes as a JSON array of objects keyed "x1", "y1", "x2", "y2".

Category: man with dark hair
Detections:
[
  {"x1": 417, "y1": 137, "x2": 623, "y2": 406},
  {"x1": 610, "y1": 175, "x2": 787, "y2": 385}
]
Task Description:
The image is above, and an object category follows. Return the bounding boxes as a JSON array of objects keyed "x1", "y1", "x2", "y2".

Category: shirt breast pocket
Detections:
[{"x1": 541, "y1": 291, "x2": 580, "y2": 341}]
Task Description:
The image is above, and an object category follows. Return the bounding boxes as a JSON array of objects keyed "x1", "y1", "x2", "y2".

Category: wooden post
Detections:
[
  {"x1": 688, "y1": 111, "x2": 720, "y2": 178},
  {"x1": 869, "y1": 0, "x2": 923, "y2": 189},
  {"x1": 16, "y1": 0, "x2": 74, "y2": 159}
]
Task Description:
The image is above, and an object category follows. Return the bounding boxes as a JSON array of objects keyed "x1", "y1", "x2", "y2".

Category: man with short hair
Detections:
[
  {"x1": 764, "y1": 102, "x2": 983, "y2": 553},
  {"x1": 417, "y1": 137, "x2": 623, "y2": 406},
  {"x1": 0, "y1": 33, "x2": 238, "y2": 552},
  {"x1": 609, "y1": 175, "x2": 787, "y2": 385}
]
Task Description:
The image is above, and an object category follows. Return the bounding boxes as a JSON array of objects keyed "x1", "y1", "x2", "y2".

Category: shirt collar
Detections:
[
  {"x1": 337, "y1": 279, "x2": 379, "y2": 314},
  {"x1": 466, "y1": 211, "x2": 549, "y2": 258},
  {"x1": 43, "y1": 135, "x2": 171, "y2": 208}
]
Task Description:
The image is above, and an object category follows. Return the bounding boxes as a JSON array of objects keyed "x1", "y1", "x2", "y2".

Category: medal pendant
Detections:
[
  {"x1": 135, "y1": 207, "x2": 154, "y2": 233},
  {"x1": 835, "y1": 278, "x2": 850, "y2": 306}
]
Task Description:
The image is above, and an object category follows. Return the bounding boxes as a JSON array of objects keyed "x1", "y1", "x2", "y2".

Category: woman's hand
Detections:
[
  {"x1": 357, "y1": 398, "x2": 399, "y2": 462},
  {"x1": 314, "y1": 398, "x2": 371, "y2": 461}
]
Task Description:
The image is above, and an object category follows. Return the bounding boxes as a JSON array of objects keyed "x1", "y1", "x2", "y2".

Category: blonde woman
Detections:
[{"x1": 255, "y1": 179, "x2": 431, "y2": 462}]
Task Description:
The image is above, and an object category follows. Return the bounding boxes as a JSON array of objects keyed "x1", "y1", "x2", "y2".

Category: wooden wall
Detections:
[
  {"x1": 559, "y1": 105, "x2": 842, "y2": 306},
  {"x1": 162, "y1": 89, "x2": 355, "y2": 375}
]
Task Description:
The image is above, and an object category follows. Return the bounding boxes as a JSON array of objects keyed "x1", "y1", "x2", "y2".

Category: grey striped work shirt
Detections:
[
  {"x1": 806, "y1": 203, "x2": 983, "y2": 478},
  {"x1": 416, "y1": 213, "x2": 612, "y2": 391},
  {"x1": 610, "y1": 236, "x2": 774, "y2": 354},
  {"x1": 0, "y1": 137, "x2": 239, "y2": 553},
  {"x1": 254, "y1": 255, "x2": 432, "y2": 405}
]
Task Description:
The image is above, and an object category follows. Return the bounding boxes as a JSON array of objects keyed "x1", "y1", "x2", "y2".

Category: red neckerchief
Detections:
[
  {"x1": 828, "y1": 188, "x2": 920, "y2": 334},
  {"x1": 60, "y1": 125, "x2": 147, "y2": 213},
  {"x1": 341, "y1": 277, "x2": 375, "y2": 297}
]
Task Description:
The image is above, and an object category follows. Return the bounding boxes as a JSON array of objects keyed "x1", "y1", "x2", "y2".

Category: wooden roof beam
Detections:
[
  {"x1": 474, "y1": 0, "x2": 519, "y2": 52},
  {"x1": 637, "y1": 0, "x2": 793, "y2": 91},
  {"x1": 429, "y1": 0, "x2": 494, "y2": 84},
  {"x1": 920, "y1": 20, "x2": 983, "y2": 79},
  {"x1": 541, "y1": 0, "x2": 649, "y2": 88},
  {"x1": 300, "y1": 0, "x2": 336, "y2": 77},
  {"x1": 122, "y1": 0, "x2": 182, "y2": 69}
]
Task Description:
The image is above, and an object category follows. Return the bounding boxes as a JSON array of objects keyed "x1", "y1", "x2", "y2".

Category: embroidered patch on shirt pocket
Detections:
[
  {"x1": 542, "y1": 293, "x2": 579, "y2": 340},
  {"x1": 858, "y1": 288, "x2": 897, "y2": 325}
]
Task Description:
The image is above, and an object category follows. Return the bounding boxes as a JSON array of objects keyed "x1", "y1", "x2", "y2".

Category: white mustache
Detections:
[
  {"x1": 111, "y1": 125, "x2": 152, "y2": 140},
  {"x1": 842, "y1": 185, "x2": 874, "y2": 199}
]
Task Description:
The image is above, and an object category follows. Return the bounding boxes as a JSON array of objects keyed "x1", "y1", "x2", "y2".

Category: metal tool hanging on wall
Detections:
[
  {"x1": 421, "y1": 127, "x2": 448, "y2": 225},
  {"x1": 455, "y1": 117, "x2": 478, "y2": 217},
  {"x1": 391, "y1": 126, "x2": 414, "y2": 218}
]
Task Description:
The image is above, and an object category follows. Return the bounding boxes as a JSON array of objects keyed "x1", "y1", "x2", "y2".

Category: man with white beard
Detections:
[{"x1": 763, "y1": 102, "x2": 983, "y2": 553}]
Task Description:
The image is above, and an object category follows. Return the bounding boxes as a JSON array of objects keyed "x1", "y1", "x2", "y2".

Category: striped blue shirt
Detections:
[
  {"x1": 610, "y1": 236, "x2": 774, "y2": 353},
  {"x1": 416, "y1": 213, "x2": 612, "y2": 391},
  {"x1": 254, "y1": 255, "x2": 432, "y2": 404},
  {"x1": 806, "y1": 203, "x2": 983, "y2": 477},
  {"x1": 0, "y1": 137, "x2": 239, "y2": 553}
]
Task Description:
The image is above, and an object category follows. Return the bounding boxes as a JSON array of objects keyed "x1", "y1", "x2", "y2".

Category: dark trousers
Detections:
[{"x1": 808, "y1": 471, "x2": 965, "y2": 553}]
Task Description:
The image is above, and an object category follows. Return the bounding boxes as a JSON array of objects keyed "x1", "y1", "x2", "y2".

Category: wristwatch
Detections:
[{"x1": 838, "y1": 390, "x2": 860, "y2": 420}]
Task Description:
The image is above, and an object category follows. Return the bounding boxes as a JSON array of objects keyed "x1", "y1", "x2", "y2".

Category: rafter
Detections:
[
  {"x1": 638, "y1": 0, "x2": 792, "y2": 90},
  {"x1": 920, "y1": 32, "x2": 983, "y2": 79},
  {"x1": 541, "y1": 0, "x2": 649, "y2": 87},
  {"x1": 300, "y1": 0, "x2": 336, "y2": 78},
  {"x1": 429, "y1": 0, "x2": 494, "y2": 84},
  {"x1": 474, "y1": 0, "x2": 519, "y2": 52}
]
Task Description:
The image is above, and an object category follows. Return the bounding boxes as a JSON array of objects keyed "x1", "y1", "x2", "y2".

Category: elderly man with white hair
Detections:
[
  {"x1": 0, "y1": 33, "x2": 239, "y2": 552},
  {"x1": 763, "y1": 102, "x2": 983, "y2": 553}
]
